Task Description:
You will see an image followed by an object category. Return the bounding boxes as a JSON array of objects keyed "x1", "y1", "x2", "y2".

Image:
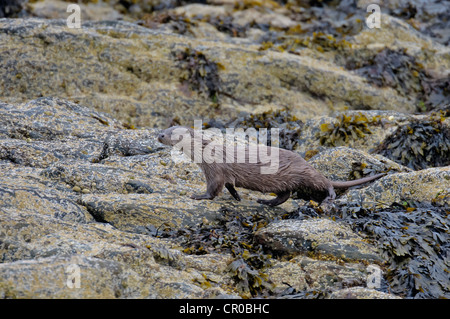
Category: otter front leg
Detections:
[
  {"x1": 225, "y1": 183, "x2": 241, "y2": 201},
  {"x1": 257, "y1": 191, "x2": 290, "y2": 207},
  {"x1": 191, "y1": 176, "x2": 224, "y2": 200},
  {"x1": 191, "y1": 193, "x2": 215, "y2": 200}
]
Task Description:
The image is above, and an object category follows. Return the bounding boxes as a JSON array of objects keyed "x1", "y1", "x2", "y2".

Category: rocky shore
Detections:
[{"x1": 0, "y1": 0, "x2": 449, "y2": 299}]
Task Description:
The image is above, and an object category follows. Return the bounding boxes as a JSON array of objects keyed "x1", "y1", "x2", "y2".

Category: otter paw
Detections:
[
  {"x1": 257, "y1": 199, "x2": 273, "y2": 206},
  {"x1": 191, "y1": 194, "x2": 213, "y2": 200}
]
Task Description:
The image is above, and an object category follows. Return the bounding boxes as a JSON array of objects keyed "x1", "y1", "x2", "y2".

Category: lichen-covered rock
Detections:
[
  {"x1": 0, "y1": 18, "x2": 417, "y2": 128},
  {"x1": 329, "y1": 287, "x2": 401, "y2": 299},
  {"x1": 307, "y1": 146, "x2": 411, "y2": 182},
  {"x1": 339, "y1": 167, "x2": 450, "y2": 208},
  {"x1": 0, "y1": 207, "x2": 237, "y2": 298},
  {"x1": 266, "y1": 255, "x2": 369, "y2": 293},
  {"x1": 0, "y1": 169, "x2": 93, "y2": 223},
  {"x1": 0, "y1": 95, "x2": 447, "y2": 298},
  {"x1": 255, "y1": 219, "x2": 383, "y2": 263},
  {"x1": 1, "y1": 0, "x2": 449, "y2": 298},
  {"x1": 0, "y1": 255, "x2": 151, "y2": 299}
]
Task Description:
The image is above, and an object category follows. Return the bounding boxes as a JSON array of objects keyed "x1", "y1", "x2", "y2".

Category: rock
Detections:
[
  {"x1": 0, "y1": 255, "x2": 151, "y2": 298},
  {"x1": 0, "y1": 0, "x2": 26, "y2": 18},
  {"x1": 255, "y1": 219, "x2": 383, "y2": 263},
  {"x1": 0, "y1": 163, "x2": 93, "y2": 224},
  {"x1": 80, "y1": 192, "x2": 289, "y2": 235},
  {"x1": 266, "y1": 255, "x2": 369, "y2": 293},
  {"x1": 339, "y1": 166, "x2": 450, "y2": 208},
  {"x1": 124, "y1": 180, "x2": 154, "y2": 194},
  {"x1": 0, "y1": 18, "x2": 417, "y2": 128},
  {"x1": 329, "y1": 287, "x2": 401, "y2": 299},
  {"x1": 0, "y1": 97, "x2": 122, "y2": 140},
  {"x1": 0, "y1": 207, "x2": 237, "y2": 298},
  {"x1": 1, "y1": 0, "x2": 449, "y2": 299},
  {"x1": 232, "y1": 8, "x2": 297, "y2": 29},
  {"x1": 28, "y1": 0, "x2": 123, "y2": 21},
  {"x1": 173, "y1": 3, "x2": 229, "y2": 19},
  {"x1": 307, "y1": 146, "x2": 410, "y2": 182},
  {"x1": 296, "y1": 110, "x2": 415, "y2": 155}
]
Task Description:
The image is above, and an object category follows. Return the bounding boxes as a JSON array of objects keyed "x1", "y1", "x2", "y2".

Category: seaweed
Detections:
[
  {"x1": 140, "y1": 12, "x2": 194, "y2": 35},
  {"x1": 228, "y1": 109, "x2": 304, "y2": 150},
  {"x1": 227, "y1": 258, "x2": 272, "y2": 296},
  {"x1": 0, "y1": 0, "x2": 25, "y2": 18},
  {"x1": 173, "y1": 47, "x2": 223, "y2": 102},
  {"x1": 345, "y1": 48, "x2": 450, "y2": 112},
  {"x1": 175, "y1": 207, "x2": 275, "y2": 297},
  {"x1": 303, "y1": 31, "x2": 353, "y2": 53},
  {"x1": 207, "y1": 16, "x2": 248, "y2": 38},
  {"x1": 257, "y1": 29, "x2": 353, "y2": 55},
  {"x1": 233, "y1": 0, "x2": 281, "y2": 10},
  {"x1": 376, "y1": 113, "x2": 450, "y2": 170},
  {"x1": 388, "y1": 0, "x2": 450, "y2": 45},
  {"x1": 317, "y1": 112, "x2": 380, "y2": 147},
  {"x1": 284, "y1": 199, "x2": 450, "y2": 299},
  {"x1": 338, "y1": 201, "x2": 450, "y2": 299}
]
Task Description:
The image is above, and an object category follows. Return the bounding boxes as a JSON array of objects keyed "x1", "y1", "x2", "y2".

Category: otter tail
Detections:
[{"x1": 331, "y1": 173, "x2": 386, "y2": 189}]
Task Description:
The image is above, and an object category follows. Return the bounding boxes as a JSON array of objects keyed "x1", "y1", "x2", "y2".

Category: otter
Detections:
[{"x1": 158, "y1": 126, "x2": 385, "y2": 207}]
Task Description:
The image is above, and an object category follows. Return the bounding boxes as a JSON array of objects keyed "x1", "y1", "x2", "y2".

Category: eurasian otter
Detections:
[{"x1": 158, "y1": 126, "x2": 385, "y2": 207}]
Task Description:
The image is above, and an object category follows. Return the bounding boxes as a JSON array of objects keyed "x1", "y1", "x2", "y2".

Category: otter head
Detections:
[{"x1": 158, "y1": 126, "x2": 193, "y2": 146}]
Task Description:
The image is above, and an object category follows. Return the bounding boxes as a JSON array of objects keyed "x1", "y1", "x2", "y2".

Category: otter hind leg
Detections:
[
  {"x1": 225, "y1": 183, "x2": 241, "y2": 201},
  {"x1": 257, "y1": 191, "x2": 290, "y2": 207},
  {"x1": 322, "y1": 187, "x2": 336, "y2": 203}
]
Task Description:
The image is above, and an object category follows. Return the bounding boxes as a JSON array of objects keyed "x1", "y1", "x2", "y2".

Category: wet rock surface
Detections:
[{"x1": 0, "y1": 0, "x2": 449, "y2": 299}]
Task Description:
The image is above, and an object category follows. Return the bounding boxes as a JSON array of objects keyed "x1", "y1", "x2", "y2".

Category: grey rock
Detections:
[
  {"x1": 329, "y1": 287, "x2": 401, "y2": 299},
  {"x1": 338, "y1": 166, "x2": 450, "y2": 208},
  {"x1": 267, "y1": 255, "x2": 369, "y2": 293},
  {"x1": 256, "y1": 219, "x2": 383, "y2": 263}
]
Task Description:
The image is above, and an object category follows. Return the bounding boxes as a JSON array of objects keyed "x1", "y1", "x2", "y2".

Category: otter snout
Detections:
[{"x1": 157, "y1": 132, "x2": 166, "y2": 144}]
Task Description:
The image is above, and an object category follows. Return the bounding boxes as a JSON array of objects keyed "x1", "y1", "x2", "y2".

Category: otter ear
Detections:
[{"x1": 170, "y1": 127, "x2": 191, "y2": 145}]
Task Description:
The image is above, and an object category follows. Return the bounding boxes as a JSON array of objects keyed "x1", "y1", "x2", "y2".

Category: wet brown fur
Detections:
[{"x1": 158, "y1": 126, "x2": 385, "y2": 207}]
